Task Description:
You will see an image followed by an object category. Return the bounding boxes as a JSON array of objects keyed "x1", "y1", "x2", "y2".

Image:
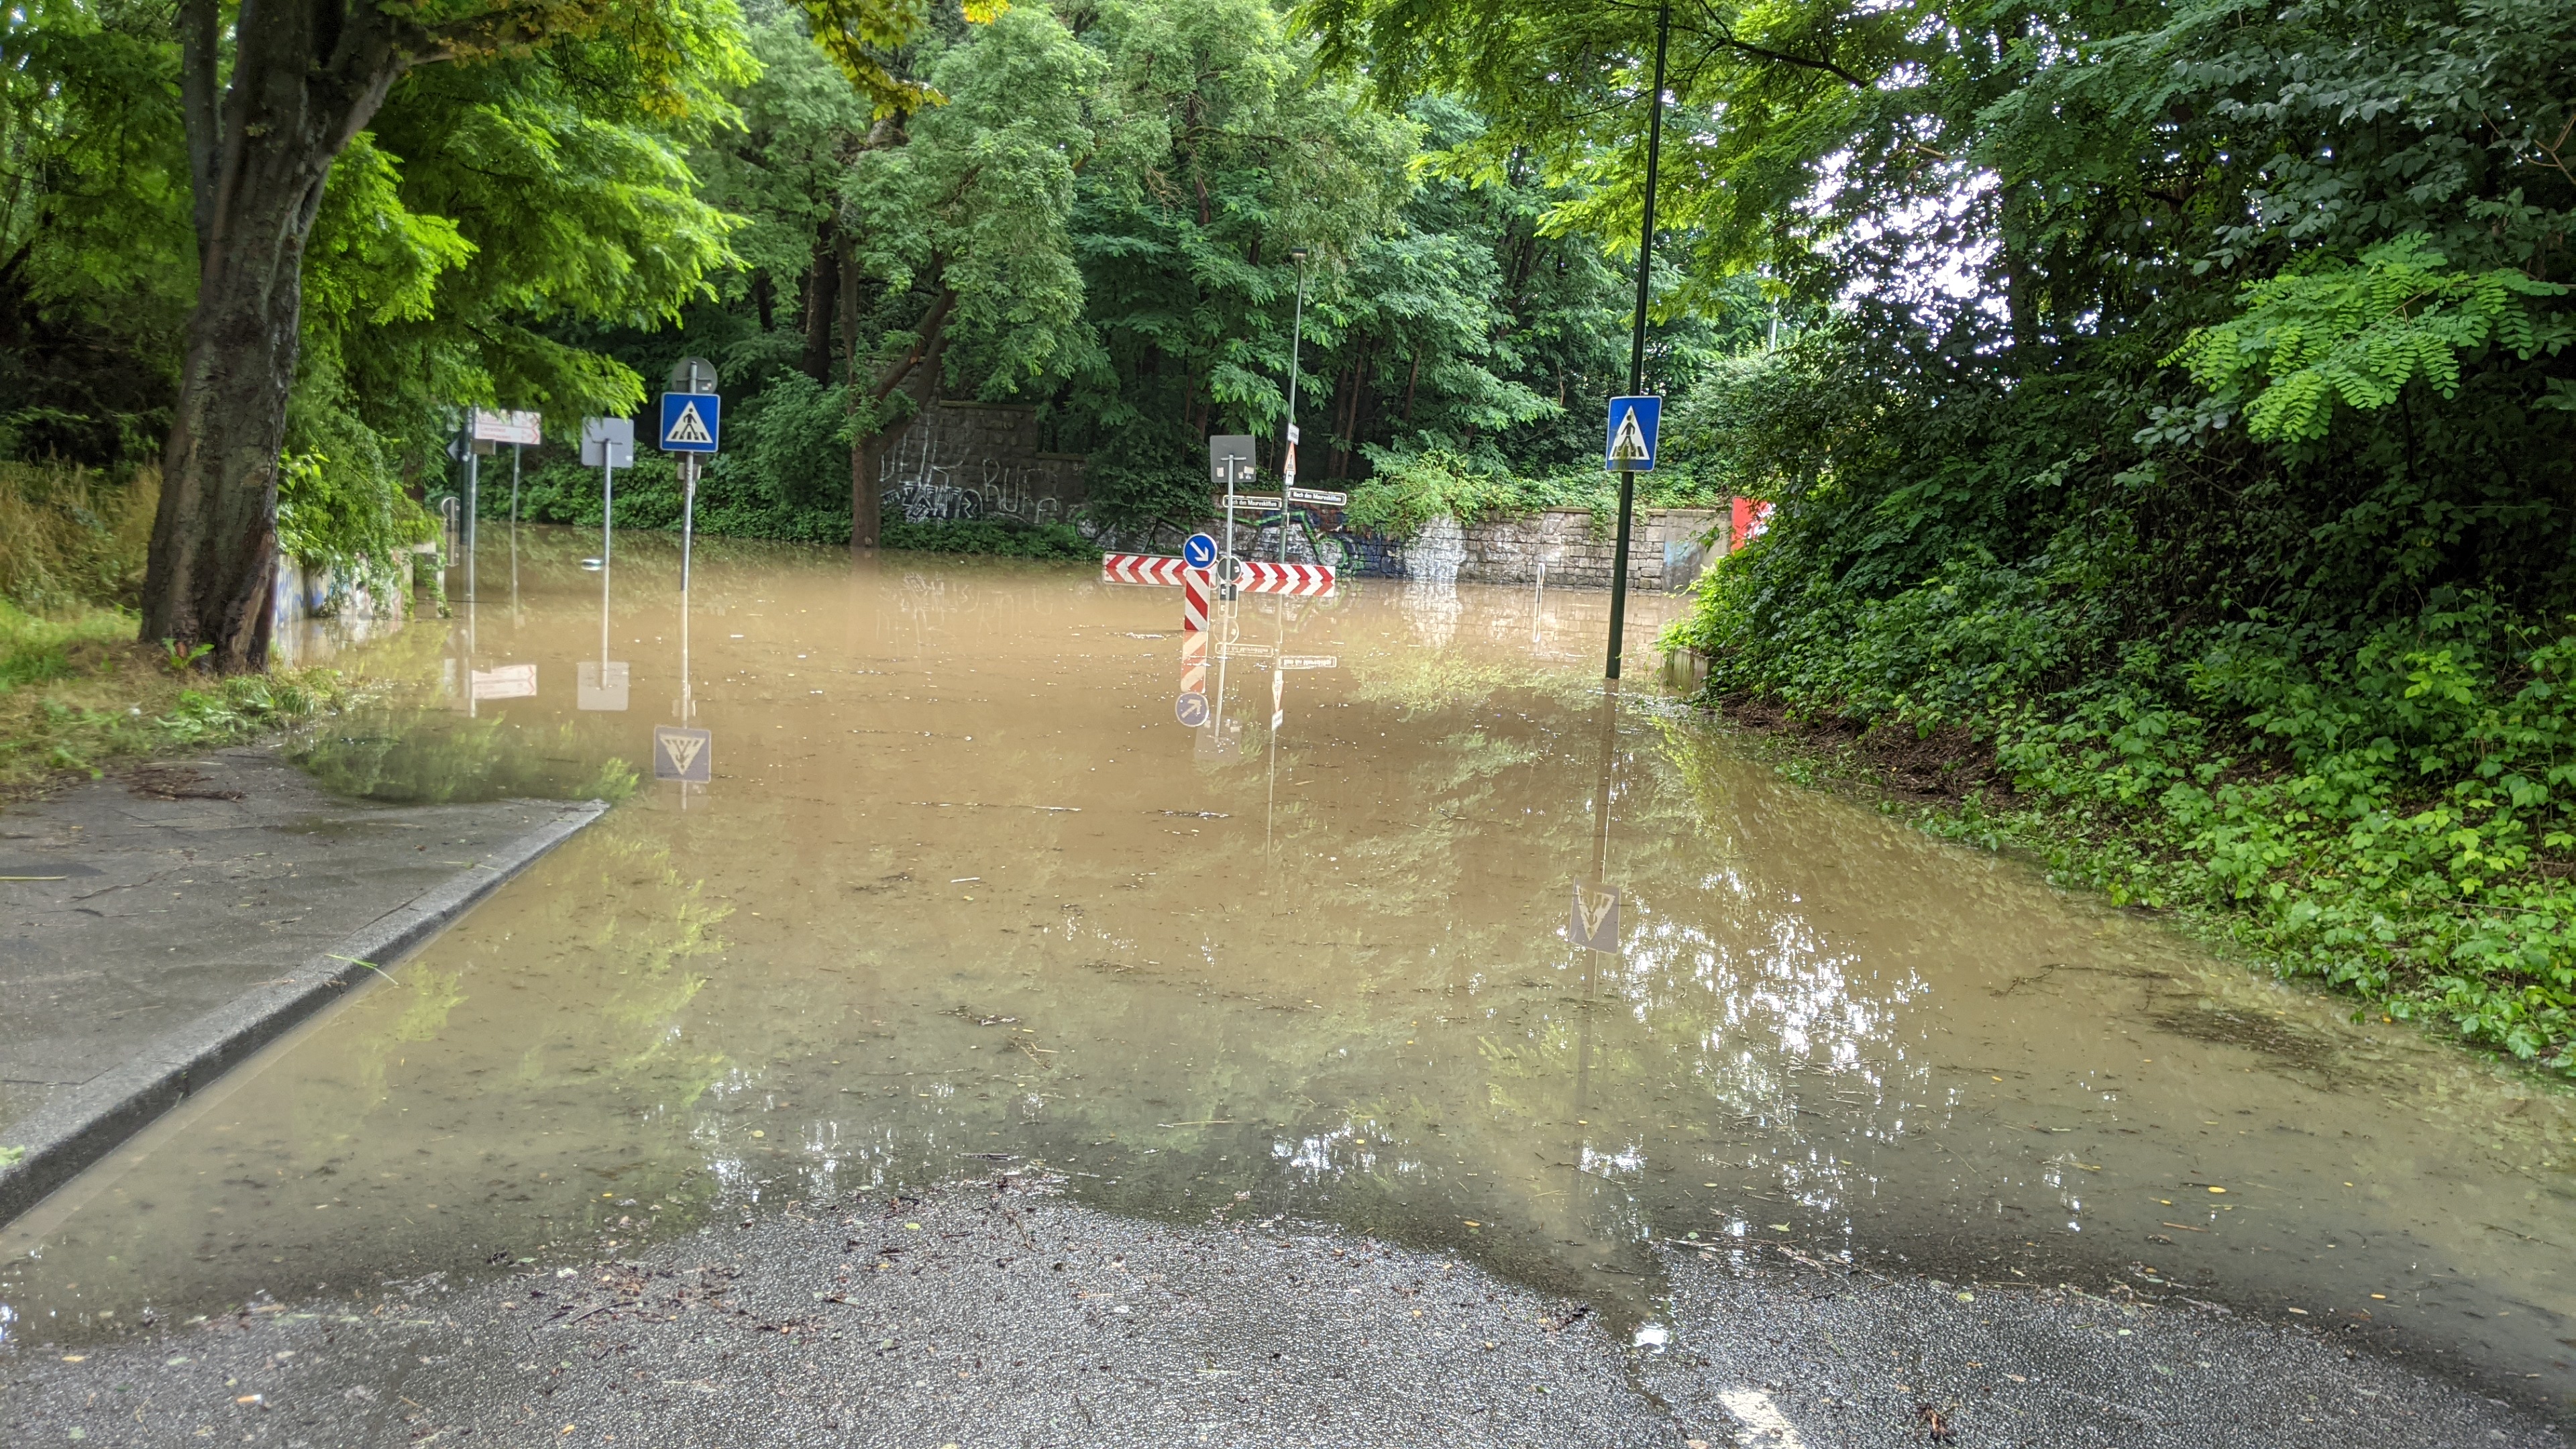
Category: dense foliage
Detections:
[{"x1": 1315, "y1": 0, "x2": 2576, "y2": 1069}]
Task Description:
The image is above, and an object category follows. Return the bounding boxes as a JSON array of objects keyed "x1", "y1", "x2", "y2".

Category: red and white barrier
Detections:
[
  {"x1": 1181, "y1": 567, "x2": 1210, "y2": 631},
  {"x1": 1237, "y1": 561, "x2": 1336, "y2": 596},
  {"x1": 1181, "y1": 631, "x2": 1208, "y2": 694},
  {"x1": 1100, "y1": 553, "x2": 1190, "y2": 586}
]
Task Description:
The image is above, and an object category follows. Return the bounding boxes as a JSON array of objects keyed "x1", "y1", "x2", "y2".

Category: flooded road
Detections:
[{"x1": 4, "y1": 529, "x2": 2571, "y2": 1411}]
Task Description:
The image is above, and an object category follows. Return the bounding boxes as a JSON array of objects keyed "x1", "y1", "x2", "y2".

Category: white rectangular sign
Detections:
[
  {"x1": 1214, "y1": 493, "x2": 1283, "y2": 511},
  {"x1": 1279, "y1": 655, "x2": 1340, "y2": 669},
  {"x1": 473, "y1": 409, "x2": 541, "y2": 445},
  {"x1": 1287, "y1": 486, "x2": 1348, "y2": 507},
  {"x1": 470, "y1": 663, "x2": 537, "y2": 700}
]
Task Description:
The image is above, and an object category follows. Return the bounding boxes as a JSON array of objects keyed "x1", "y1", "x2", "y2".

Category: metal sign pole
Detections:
[
  {"x1": 681, "y1": 454, "x2": 698, "y2": 594},
  {"x1": 1606, "y1": 0, "x2": 1670, "y2": 682},
  {"x1": 1283, "y1": 250, "x2": 1308, "y2": 568},
  {"x1": 463, "y1": 434, "x2": 478, "y2": 606}
]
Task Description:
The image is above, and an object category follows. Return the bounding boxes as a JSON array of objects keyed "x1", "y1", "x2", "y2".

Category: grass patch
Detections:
[{"x1": 0, "y1": 598, "x2": 375, "y2": 796}]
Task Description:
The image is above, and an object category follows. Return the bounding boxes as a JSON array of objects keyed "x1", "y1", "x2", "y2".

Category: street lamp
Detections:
[{"x1": 1282, "y1": 249, "x2": 1309, "y2": 565}]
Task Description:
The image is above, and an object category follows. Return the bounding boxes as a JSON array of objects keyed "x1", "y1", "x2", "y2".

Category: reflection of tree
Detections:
[{"x1": 291, "y1": 712, "x2": 639, "y2": 804}]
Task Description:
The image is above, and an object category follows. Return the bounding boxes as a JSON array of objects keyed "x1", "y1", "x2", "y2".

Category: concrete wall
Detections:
[
  {"x1": 876, "y1": 400, "x2": 1085, "y2": 528},
  {"x1": 1256, "y1": 508, "x2": 1721, "y2": 592}
]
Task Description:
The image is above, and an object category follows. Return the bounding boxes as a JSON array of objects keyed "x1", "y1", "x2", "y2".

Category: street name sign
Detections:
[
  {"x1": 474, "y1": 409, "x2": 541, "y2": 445},
  {"x1": 1213, "y1": 493, "x2": 1283, "y2": 511},
  {"x1": 1287, "y1": 486, "x2": 1348, "y2": 507},
  {"x1": 1279, "y1": 655, "x2": 1340, "y2": 669},
  {"x1": 1605, "y1": 395, "x2": 1660, "y2": 472}
]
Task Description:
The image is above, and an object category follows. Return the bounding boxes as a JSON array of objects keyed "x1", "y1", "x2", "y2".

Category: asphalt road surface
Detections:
[{"x1": 2, "y1": 1179, "x2": 2561, "y2": 1447}]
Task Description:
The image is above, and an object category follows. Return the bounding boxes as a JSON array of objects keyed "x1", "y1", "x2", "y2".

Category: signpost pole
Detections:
[
  {"x1": 1283, "y1": 250, "x2": 1308, "y2": 568},
  {"x1": 681, "y1": 455, "x2": 698, "y2": 594},
  {"x1": 462, "y1": 426, "x2": 478, "y2": 606},
  {"x1": 1606, "y1": 0, "x2": 1670, "y2": 682}
]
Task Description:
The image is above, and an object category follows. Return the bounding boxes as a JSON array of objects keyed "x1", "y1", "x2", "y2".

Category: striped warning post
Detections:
[
  {"x1": 1100, "y1": 553, "x2": 1189, "y2": 586},
  {"x1": 1237, "y1": 561, "x2": 1337, "y2": 596},
  {"x1": 1181, "y1": 631, "x2": 1208, "y2": 696},
  {"x1": 1181, "y1": 567, "x2": 1211, "y2": 631}
]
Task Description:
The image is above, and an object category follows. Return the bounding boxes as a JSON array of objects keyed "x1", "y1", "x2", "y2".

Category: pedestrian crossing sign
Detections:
[
  {"x1": 659, "y1": 392, "x2": 721, "y2": 453},
  {"x1": 1604, "y1": 395, "x2": 1659, "y2": 472}
]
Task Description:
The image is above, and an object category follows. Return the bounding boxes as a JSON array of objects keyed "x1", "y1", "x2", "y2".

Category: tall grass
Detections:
[{"x1": 0, "y1": 462, "x2": 156, "y2": 612}]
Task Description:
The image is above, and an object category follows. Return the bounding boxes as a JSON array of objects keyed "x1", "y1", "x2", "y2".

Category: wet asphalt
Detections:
[{"x1": 1, "y1": 1180, "x2": 2562, "y2": 1447}]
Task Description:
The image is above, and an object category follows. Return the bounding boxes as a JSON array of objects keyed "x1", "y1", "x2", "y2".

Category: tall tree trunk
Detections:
[
  {"x1": 145, "y1": 0, "x2": 406, "y2": 671},
  {"x1": 851, "y1": 287, "x2": 955, "y2": 549},
  {"x1": 800, "y1": 222, "x2": 841, "y2": 382}
]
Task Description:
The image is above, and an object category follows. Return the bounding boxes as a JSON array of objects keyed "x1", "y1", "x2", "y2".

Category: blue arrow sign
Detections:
[
  {"x1": 1605, "y1": 395, "x2": 1659, "y2": 472},
  {"x1": 659, "y1": 392, "x2": 721, "y2": 453},
  {"x1": 1183, "y1": 533, "x2": 1217, "y2": 569}
]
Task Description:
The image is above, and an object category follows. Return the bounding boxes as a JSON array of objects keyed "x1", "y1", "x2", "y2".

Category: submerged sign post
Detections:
[
  {"x1": 1602, "y1": 393, "x2": 1661, "y2": 683},
  {"x1": 1209, "y1": 435, "x2": 1257, "y2": 599},
  {"x1": 659, "y1": 358, "x2": 721, "y2": 592}
]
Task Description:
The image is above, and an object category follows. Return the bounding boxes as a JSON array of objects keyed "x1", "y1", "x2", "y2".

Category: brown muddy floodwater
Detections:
[{"x1": 3, "y1": 528, "x2": 2571, "y2": 1409}]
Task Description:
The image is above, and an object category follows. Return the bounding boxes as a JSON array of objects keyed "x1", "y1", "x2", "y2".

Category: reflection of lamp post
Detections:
[{"x1": 1282, "y1": 249, "x2": 1308, "y2": 567}]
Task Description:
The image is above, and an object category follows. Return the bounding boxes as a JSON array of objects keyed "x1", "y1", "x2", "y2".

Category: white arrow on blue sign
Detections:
[
  {"x1": 660, "y1": 392, "x2": 721, "y2": 453},
  {"x1": 1183, "y1": 533, "x2": 1217, "y2": 569},
  {"x1": 1605, "y1": 395, "x2": 1659, "y2": 472}
]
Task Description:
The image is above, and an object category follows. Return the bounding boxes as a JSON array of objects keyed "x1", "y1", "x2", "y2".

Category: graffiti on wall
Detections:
[{"x1": 877, "y1": 402, "x2": 1085, "y2": 527}]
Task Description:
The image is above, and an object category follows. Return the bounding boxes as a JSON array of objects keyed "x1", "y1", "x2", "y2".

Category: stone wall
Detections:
[
  {"x1": 876, "y1": 400, "x2": 1085, "y2": 527},
  {"x1": 1258, "y1": 508, "x2": 1719, "y2": 592}
]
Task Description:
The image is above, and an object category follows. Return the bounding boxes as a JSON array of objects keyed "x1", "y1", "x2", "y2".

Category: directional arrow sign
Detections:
[{"x1": 1605, "y1": 395, "x2": 1659, "y2": 472}]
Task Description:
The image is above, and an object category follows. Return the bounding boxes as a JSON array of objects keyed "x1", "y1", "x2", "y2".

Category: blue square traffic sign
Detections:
[
  {"x1": 1605, "y1": 395, "x2": 1659, "y2": 471},
  {"x1": 659, "y1": 392, "x2": 721, "y2": 453}
]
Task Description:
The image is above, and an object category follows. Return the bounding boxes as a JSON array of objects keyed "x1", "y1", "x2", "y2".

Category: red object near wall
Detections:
[{"x1": 1730, "y1": 497, "x2": 1773, "y2": 552}]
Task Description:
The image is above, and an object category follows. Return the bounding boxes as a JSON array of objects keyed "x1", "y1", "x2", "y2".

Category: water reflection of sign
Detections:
[
  {"x1": 653, "y1": 726, "x2": 712, "y2": 783},
  {"x1": 578, "y1": 660, "x2": 630, "y2": 711},
  {"x1": 1213, "y1": 642, "x2": 1275, "y2": 660},
  {"x1": 1279, "y1": 655, "x2": 1340, "y2": 669},
  {"x1": 1568, "y1": 881, "x2": 1621, "y2": 953},
  {"x1": 1195, "y1": 718, "x2": 1241, "y2": 760},
  {"x1": 470, "y1": 663, "x2": 537, "y2": 700},
  {"x1": 1175, "y1": 692, "x2": 1210, "y2": 727}
]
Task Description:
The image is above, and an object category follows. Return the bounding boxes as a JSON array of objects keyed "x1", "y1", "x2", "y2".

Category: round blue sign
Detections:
[
  {"x1": 1183, "y1": 533, "x2": 1218, "y2": 569},
  {"x1": 1175, "y1": 692, "x2": 1210, "y2": 727}
]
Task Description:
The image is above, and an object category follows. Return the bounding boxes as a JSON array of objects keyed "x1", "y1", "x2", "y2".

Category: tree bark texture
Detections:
[{"x1": 146, "y1": 0, "x2": 407, "y2": 669}]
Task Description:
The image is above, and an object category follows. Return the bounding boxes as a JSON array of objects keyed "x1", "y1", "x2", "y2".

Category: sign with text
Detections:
[
  {"x1": 1287, "y1": 486, "x2": 1348, "y2": 507},
  {"x1": 1213, "y1": 494, "x2": 1283, "y2": 511},
  {"x1": 469, "y1": 663, "x2": 537, "y2": 701},
  {"x1": 473, "y1": 409, "x2": 541, "y2": 445}
]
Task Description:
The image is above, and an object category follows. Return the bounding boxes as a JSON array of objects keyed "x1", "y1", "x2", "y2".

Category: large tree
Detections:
[{"x1": 144, "y1": 0, "x2": 934, "y2": 669}]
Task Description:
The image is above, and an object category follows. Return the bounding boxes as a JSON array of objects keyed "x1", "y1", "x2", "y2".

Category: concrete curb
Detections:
[{"x1": 0, "y1": 798, "x2": 610, "y2": 1229}]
